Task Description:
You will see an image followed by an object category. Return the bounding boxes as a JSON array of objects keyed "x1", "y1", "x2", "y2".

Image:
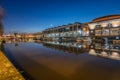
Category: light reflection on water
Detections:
[
  {"x1": 43, "y1": 42, "x2": 120, "y2": 60},
  {"x1": 4, "y1": 42, "x2": 120, "y2": 80}
]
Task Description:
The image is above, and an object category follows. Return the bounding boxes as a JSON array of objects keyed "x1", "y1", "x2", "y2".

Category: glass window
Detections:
[
  {"x1": 102, "y1": 29, "x2": 109, "y2": 36},
  {"x1": 110, "y1": 28, "x2": 119, "y2": 36},
  {"x1": 95, "y1": 25, "x2": 101, "y2": 29}
]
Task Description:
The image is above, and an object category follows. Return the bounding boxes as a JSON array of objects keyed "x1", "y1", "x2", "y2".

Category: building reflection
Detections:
[
  {"x1": 43, "y1": 42, "x2": 90, "y2": 55},
  {"x1": 89, "y1": 41, "x2": 120, "y2": 60},
  {"x1": 89, "y1": 49, "x2": 120, "y2": 60},
  {"x1": 42, "y1": 41, "x2": 120, "y2": 60}
]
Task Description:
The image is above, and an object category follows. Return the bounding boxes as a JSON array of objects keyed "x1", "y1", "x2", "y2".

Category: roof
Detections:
[{"x1": 93, "y1": 14, "x2": 120, "y2": 22}]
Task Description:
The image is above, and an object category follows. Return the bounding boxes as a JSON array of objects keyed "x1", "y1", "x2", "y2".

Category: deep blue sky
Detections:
[{"x1": 1, "y1": 0, "x2": 120, "y2": 33}]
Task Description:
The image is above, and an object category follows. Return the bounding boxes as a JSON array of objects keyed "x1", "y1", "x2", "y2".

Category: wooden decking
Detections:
[{"x1": 0, "y1": 51, "x2": 25, "y2": 80}]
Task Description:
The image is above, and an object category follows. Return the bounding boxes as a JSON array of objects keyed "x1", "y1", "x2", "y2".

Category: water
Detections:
[{"x1": 4, "y1": 42, "x2": 120, "y2": 80}]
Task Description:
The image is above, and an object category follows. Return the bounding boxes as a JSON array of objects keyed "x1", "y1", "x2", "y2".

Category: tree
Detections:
[
  {"x1": 0, "y1": 6, "x2": 4, "y2": 36},
  {"x1": 0, "y1": 22, "x2": 3, "y2": 36}
]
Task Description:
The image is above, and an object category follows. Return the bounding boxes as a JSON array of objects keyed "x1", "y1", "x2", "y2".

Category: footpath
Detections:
[{"x1": 0, "y1": 51, "x2": 25, "y2": 80}]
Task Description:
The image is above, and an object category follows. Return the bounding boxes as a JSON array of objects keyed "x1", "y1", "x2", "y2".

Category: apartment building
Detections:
[{"x1": 42, "y1": 22, "x2": 87, "y2": 42}]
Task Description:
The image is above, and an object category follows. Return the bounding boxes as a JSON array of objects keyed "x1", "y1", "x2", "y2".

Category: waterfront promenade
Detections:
[{"x1": 0, "y1": 51, "x2": 25, "y2": 80}]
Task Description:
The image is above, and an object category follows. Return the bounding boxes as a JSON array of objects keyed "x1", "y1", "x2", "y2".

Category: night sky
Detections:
[{"x1": 1, "y1": 0, "x2": 120, "y2": 33}]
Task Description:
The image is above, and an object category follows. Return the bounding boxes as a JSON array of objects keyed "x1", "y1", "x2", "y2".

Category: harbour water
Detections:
[{"x1": 3, "y1": 42, "x2": 120, "y2": 80}]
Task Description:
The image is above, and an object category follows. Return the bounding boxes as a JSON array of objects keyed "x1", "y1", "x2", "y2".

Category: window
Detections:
[
  {"x1": 110, "y1": 28, "x2": 119, "y2": 36},
  {"x1": 102, "y1": 29, "x2": 109, "y2": 36},
  {"x1": 108, "y1": 23, "x2": 112, "y2": 27},
  {"x1": 70, "y1": 27, "x2": 72, "y2": 31},
  {"x1": 95, "y1": 25, "x2": 101, "y2": 29},
  {"x1": 78, "y1": 25, "x2": 81, "y2": 29},
  {"x1": 95, "y1": 30, "x2": 101, "y2": 36}
]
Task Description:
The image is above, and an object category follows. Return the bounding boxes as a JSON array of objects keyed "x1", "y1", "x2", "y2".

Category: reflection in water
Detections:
[
  {"x1": 42, "y1": 41, "x2": 120, "y2": 60},
  {"x1": 89, "y1": 42, "x2": 120, "y2": 60},
  {"x1": 43, "y1": 42, "x2": 89, "y2": 55},
  {"x1": 0, "y1": 42, "x2": 4, "y2": 51},
  {"x1": 15, "y1": 43, "x2": 19, "y2": 47},
  {"x1": 4, "y1": 42, "x2": 120, "y2": 80},
  {"x1": 89, "y1": 49, "x2": 120, "y2": 60}
]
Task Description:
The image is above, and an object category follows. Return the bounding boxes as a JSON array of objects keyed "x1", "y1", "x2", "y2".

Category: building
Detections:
[
  {"x1": 88, "y1": 15, "x2": 120, "y2": 52},
  {"x1": 42, "y1": 22, "x2": 89, "y2": 42},
  {"x1": 88, "y1": 15, "x2": 120, "y2": 42},
  {"x1": 3, "y1": 32, "x2": 42, "y2": 43}
]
